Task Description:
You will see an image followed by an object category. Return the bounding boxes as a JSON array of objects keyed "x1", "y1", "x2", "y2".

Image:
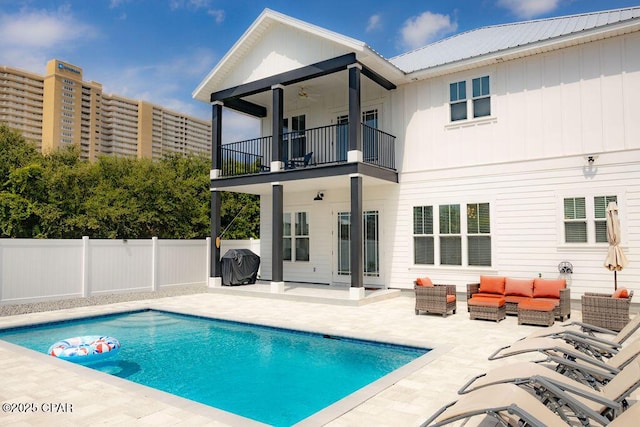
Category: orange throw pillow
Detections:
[
  {"x1": 613, "y1": 287, "x2": 629, "y2": 299},
  {"x1": 416, "y1": 277, "x2": 434, "y2": 287},
  {"x1": 479, "y1": 276, "x2": 506, "y2": 295},
  {"x1": 533, "y1": 278, "x2": 566, "y2": 299},
  {"x1": 505, "y1": 278, "x2": 534, "y2": 297}
]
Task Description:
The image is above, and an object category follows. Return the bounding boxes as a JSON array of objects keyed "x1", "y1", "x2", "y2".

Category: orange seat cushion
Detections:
[
  {"x1": 468, "y1": 296, "x2": 505, "y2": 307},
  {"x1": 533, "y1": 278, "x2": 566, "y2": 299},
  {"x1": 613, "y1": 287, "x2": 629, "y2": 298},
  {"x1": 519, "y1": 300, "x2": 556, "y2": 312},
  {"x1": 416, "y1": 277, "x2": 434, "y2": 287},
  {"x1": 504, "y1": 295, "x2": 531, "y2": 305},
  {"x1": 505, "y1": 278, "x2": 534, "y2": 298},
  {"x1": 530, "y1": 298, "x2": 559, "y2": 307},
  {"x1": 479, "y1": 276, "x2": 506, "y2": 295},
  {"x1": 446, "y1": 295, "x2": 456, "y2": 303},
  {"x1": 473, "y1": 292, "x2": 505, "y2": 299}
]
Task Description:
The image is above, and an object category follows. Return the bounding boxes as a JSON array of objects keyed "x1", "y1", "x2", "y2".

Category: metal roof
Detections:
[{"x1": 389, "y1": 7, "x2": 640, "y2": 74}]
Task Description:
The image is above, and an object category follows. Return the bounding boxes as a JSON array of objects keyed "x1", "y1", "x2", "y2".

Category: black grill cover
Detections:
[{"x1": 221, "y1": 249, "x2": 260, "y2": 286}]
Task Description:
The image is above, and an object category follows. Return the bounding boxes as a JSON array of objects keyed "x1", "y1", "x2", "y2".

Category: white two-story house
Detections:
[{"x1": 194, "y1": 7, "x2": 640, "y2": 299}]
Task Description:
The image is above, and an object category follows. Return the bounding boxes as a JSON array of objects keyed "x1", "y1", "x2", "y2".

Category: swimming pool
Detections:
[{"x1": 0, "y1": 309, "x2": 429, "y2": 426}]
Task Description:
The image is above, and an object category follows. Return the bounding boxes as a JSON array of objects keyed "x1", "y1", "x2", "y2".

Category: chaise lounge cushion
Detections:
[
  {"x1": 505, "y1": 278, "x2": 534, "y2": 298},
  {"x1": 479, "y1": 276, "x2": 506, "y2": 295},
  {"x1": 416, "y1": 277, "x2": 434, "y2": 287},
  {"x1": 613, "y1": 287, "x2": 629, "y2": 298},
  {"x1": 532, "y1": 278, "x2": 566, "y2": 299}
]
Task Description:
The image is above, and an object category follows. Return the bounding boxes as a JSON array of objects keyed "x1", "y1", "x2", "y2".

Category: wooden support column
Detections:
[
  {"x1": 271, "y1": 84, "x2": 284, "y2": 171},
  {"x1": 209, "y1": 101, "x2": 223, "y2": 287},
  {"x1": 348, "y1": 63, "x2": 362, "y2": 163},
  {"x1": 271, "y1": 183, "x2": 284, "y2": 292},
  {"x1": 350, "y1": 174, "x2": 363, "y2": 294}
]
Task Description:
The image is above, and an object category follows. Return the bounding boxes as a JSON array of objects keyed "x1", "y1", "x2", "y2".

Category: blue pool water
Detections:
[{"x1": 0, "y1": 310, "x2": 429, "y2": 426}]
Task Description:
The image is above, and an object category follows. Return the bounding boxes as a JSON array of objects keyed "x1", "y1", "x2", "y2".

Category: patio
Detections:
[{"x1": 0, "y1": 286, "x2": 638, "y2": 426}]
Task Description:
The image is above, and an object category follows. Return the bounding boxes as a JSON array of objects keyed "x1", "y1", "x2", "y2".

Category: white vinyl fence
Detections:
[{"x1": 0, "y1": 237, "x2": 260, "y2": 304}]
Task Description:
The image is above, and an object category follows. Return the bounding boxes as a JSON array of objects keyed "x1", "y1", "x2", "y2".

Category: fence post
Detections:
[
  {"x1": 152, "y1": 237, "x2": 159, "y2": 291},
  {"x1": 82, "y1": 236, "x2": 90, "y2": 297}
]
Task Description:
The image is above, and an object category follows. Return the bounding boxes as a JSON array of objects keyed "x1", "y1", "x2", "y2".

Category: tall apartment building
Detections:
[{"x1": 1, "y1": 59, "x2": 211, "y2": 160}]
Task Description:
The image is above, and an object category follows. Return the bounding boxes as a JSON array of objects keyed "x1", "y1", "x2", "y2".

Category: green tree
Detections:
[{"x1": 0, "y1": 125, "x2": 260, "y2": 239}]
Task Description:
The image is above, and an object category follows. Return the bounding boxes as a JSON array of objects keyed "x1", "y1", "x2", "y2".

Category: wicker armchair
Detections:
[
  {"x1": 414, "y1": 283, "x2": 457, "y2": 317},
  {"x1": 581, "y1": 290, "x2": 635, "y2": 332}
]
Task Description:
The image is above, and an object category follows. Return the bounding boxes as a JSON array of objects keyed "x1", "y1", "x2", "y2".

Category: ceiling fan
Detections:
[{"x1": 297, "y1": 86, "x2": 318, "y2": 101}]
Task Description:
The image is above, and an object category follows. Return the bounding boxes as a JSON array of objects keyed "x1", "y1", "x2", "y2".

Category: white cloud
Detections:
[
  {"x1": 0, "y1": 6, "x2": 97, "y2": 72},
  {"x1": 97, "y1": 47, "x2": 218, "y2": 119},
  {"x1": 497, "y1": 0, "x2": 562, "y2": 19},
  {"x1": 208, "y1": 9, "x2": 225, "y2": 24},
  {"x1": 366, "y1": 14, "x2": 382, "y2": 33},
  {"x1": 400, "y1": 11, "x2": 458, "y2": 50}
]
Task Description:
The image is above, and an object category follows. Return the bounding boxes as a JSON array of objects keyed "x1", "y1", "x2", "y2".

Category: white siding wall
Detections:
[
  {"x1": 260, "y1": 184, "x2": 396, "y2": 286},
  {"x1": 390, "y1": 152, "x2": 640, "y2": 297},
  {"x1": 385, "y1": 31, "x2": 640, "y2": 299},
  {"x1": 395, "y1": 32, "x2": 640, "y2": 173}
]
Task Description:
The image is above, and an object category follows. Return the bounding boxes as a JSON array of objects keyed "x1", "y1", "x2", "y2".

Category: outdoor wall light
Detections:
[
  {"x1": 314, "y1": 192, "x2": 324, "y2": 201},
  {"x1": 585, "y1": 155, "x2": 598, "y2": 164}
]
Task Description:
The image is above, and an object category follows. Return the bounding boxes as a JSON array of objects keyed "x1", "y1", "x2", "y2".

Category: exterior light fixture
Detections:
[{"x1": 314, "y1": 192, "x2": 324, "y2": 201}]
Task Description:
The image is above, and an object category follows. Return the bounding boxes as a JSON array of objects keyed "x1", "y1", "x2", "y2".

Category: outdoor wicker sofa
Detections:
[
  {"x1": 581, "y1": 288, "x2": 634, "y2": 332},
  {"x1": 467, "y1": 276, "x2": 571, "y2": 321},
  {"x1": 414, "y1": 278, "x2": 457, "y2": 317}
]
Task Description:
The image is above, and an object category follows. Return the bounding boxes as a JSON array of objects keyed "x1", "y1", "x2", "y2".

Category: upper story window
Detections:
[
  {"x1": 449, "y1": 81, "x2": 467, "y2": 121},
  {"x1": 472, "y1": 76, "x2": 491, "y2": 118},
  {"x1": 449, "y1": 76, "x2": 491, "y2": 122}
]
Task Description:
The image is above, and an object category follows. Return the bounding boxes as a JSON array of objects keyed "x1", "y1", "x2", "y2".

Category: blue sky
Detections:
[{"x1": 1, "y1": 0, "x2": 638, "y2": 142}]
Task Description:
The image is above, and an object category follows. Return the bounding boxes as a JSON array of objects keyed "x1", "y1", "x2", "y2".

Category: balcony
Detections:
[{"x1": 219, "y1": 123, "x2": 395, "y2": 177}]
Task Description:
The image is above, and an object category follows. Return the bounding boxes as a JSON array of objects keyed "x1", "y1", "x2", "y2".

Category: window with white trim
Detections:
[
  {"x1": 472, "y1": 76, "x2": 491, "y2": 118},
  {"x1": 449, "y1": 81, "x2": 467, "y2": 122},
  {"x1": 563, "y1": 195, "x2": 617, "y2": 244},
  {"x1": 467, "y1": 203, "x2": 491, "y2": 266},
  {"x1": 413, "y1": 202, "x2": 492, "y2": 267},
  {"x1": 449, "y1": 76, "x2": 491, "y2": 122},
  {"x1": 283, "y1": 212, "x2": 309, "y2": 262},
  {"x1": 413, "y1": 206, "x2": 434, "y2": 265}
]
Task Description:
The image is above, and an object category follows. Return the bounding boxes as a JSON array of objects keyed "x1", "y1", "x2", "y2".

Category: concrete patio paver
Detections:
[{"x1": 0, "y1": 288, "x2": 637, "y2": 426}]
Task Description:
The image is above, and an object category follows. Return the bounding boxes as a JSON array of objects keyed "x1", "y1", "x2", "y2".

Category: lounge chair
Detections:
[
  {"x1": 524, "y1": 313, "x2": 640, "y2": 349},
  {"x1": 488, "y1": 336, "x2": 640, "y2": 388},
  {"x1": 421, "y1": 383, "x2": 565, "y2": 426},
  {"x1": 458, "y1": 358, "x2": 640, "y2": 424},
  {"x1": 422, "y1": 383, "x2": 640, "y2": 427}
]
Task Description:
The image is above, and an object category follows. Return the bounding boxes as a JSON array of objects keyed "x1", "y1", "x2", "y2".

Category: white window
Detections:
[
  {"x1": 472, "y1": 76, "x2": 491, "y2": 118},
  {"x1": 449, "y1": 81, "x2": 467, "y2": 122},
  {"x1": 467, "y1": 203, "x2": 491, "y2": 266},
  {"x1": 283, "y1": 212, "x2": 309, "y2": 262},
  {"x1": 449, "y1": 76, "x2": 491, "y2": 122},
  {"x1": 563, "y1": 195, "x2": 617, "y2": 244},
  {"x1": 414, "y1": 202, "x2": 492, "y2": 267},
  {"x1": 413, "y1": 206, "x2": 434, "y2": 265}
]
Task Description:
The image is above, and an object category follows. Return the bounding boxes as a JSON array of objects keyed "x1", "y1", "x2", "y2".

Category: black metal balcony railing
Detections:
[{"x1": 219, "y1": 123, "x2": 395, "y2": 177}]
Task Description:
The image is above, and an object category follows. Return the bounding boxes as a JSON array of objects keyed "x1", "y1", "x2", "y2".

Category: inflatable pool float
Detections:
[{"x1": 48, "y1": 336, "x2": 120, "y2": 362}]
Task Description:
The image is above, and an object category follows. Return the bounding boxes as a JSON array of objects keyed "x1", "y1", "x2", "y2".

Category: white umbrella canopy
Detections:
[{"x1": 604, "y1": 201, "x2": 629, "y2": 290}]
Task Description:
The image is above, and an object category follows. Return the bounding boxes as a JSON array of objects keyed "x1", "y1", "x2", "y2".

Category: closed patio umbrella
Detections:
[{"x1": 604, "y1": 201, "x2": 628, "y2": 290}]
